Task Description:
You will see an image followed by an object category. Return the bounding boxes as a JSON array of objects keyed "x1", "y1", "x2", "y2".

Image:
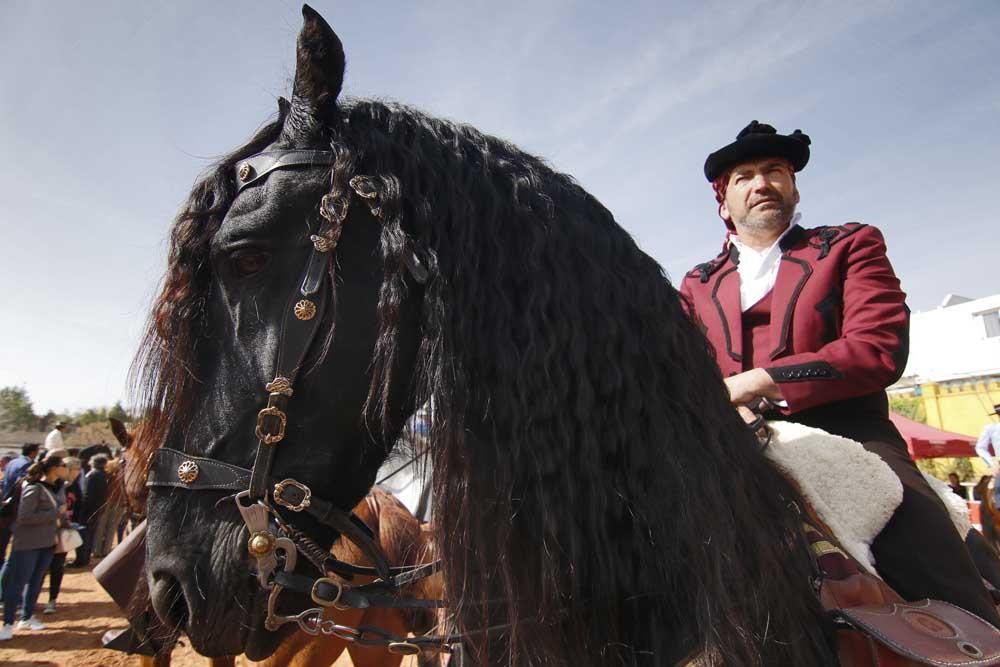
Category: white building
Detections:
[{"x1": 893, "y1": 293, "x2": 1000, "y2": 389}]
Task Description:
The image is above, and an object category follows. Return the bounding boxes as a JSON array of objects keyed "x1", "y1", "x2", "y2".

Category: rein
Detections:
[{"x1": 146, "y1": 149, "x2": 449, "y2": 656}]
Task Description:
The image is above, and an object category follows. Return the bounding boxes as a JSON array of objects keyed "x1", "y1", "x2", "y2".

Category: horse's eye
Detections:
[{"x1": 229, "y1": 248, "x2": 271, "y2": 277}]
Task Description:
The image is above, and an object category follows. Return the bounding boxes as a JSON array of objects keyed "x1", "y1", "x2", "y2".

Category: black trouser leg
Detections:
[
  {"x1": 863, "y1": 439, "x2": 1000, "y2": 625},
  {"x1": 966, "y1": 529, "x2": 1000, "y2": 593},
  {"x1": 48, "y1": 552, "x2": 67, "y2": 601}
]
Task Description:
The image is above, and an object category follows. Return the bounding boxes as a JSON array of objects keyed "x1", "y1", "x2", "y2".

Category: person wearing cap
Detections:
[
  {"x1": 680, "y1": 120, "x2": 1000, "y2": 625},
  {"x1": 44, "y1": 422, "x2": 67, "y2": 453},
  {"x1": 975, "y1": 404, "x2": 1000, "y2": 470}
]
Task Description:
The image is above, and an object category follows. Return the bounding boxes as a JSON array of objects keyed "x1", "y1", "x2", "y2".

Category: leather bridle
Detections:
[{"x1": 147, "y1": 149, "x2": 446, "y2": 656}]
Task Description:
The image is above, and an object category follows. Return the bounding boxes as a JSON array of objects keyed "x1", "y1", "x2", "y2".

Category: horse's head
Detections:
[{"x1": 138, "y1": 7, "x2": 422, "y2": 657}]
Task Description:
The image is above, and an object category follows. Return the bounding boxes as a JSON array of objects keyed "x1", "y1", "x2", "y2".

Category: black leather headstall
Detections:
[{"x1": 146, "y1": 149, "x2": 442, "y2": 649}]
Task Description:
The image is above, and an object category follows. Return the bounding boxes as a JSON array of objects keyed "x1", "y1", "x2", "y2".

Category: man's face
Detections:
[{"x1": 720, "y1": 158, "x2": 799, "y2": 233}]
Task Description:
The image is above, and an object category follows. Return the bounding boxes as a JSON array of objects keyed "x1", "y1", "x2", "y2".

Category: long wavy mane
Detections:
[
  {"x1": 334, "y1": 101, "x2": 834, "y2": 665},
  {"x1": 134, "y1": 98, "x2": 835, "y2": 665}
]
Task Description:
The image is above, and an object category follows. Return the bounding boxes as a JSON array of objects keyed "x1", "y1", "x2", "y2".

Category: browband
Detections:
[{"x1": 235, "y1": 150, "x2": 338, "y2": 193}]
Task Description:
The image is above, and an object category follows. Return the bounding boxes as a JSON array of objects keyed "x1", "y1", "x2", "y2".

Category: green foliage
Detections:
[
  {"x1": 0, "y1": 385, "x2": 132, "y2": 432},
  {"x1": 916, "y1": 456, "x2": 975, "y2": 483},
  {"x1": 0, "y1": 386, "x2": 37, "y2": 430},
  {"x1": 72, "y1": 402, "x2": 132, "y2": 426},
  {"x1": 890, "y1": 394, "x2": 926, "y2": 423}
]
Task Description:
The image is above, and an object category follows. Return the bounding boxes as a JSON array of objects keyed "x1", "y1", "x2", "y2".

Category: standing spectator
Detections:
[
  {"x1": 1, "y1": 443, "x2": 40, "y2": 570},
  {"x1": 63, "y1": 457, "x2": 83, "y2": 524},
  {"x1": 976, "y1": 404, "x2": 1000, "y2": 470},
  {"x1": 949, "y1": 473, "x2": 966, "y2": 499},
  {"x1": 92, "y1": 457, "x2": 125, "y2": 558},
  {"x1": 0, "y1": 455, "x2": 65, "y2": 640},
  {"x1": 43, "y1": 457, "x2": 81, "y2": 613},
  {"x1": 44, "y1": 422, "x2": 67, "y2": 453},
  {"x1": 75, "y1": 454, "x2": 110, "y2": 566},
  {"x1": 0, "y1": 455, "x2": 12, "y2": 491}
]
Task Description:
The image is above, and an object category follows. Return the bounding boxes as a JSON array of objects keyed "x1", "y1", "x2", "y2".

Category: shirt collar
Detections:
[{"x1": 730, "y1": 212, "x2": 801, "y2": 258}]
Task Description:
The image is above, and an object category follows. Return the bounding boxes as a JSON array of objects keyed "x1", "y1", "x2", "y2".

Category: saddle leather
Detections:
[
  {"x1": 836, "y1": 601, "x2": 1000, "y2": 666},
  {"x1": 804, "y1": 521, "x2": 1000, "y2": 666}
]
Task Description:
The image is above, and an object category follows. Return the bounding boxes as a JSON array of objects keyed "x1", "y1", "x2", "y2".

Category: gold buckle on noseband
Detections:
[{"x1": 273, "y1": 478, "x2": 312, "y2": 512}]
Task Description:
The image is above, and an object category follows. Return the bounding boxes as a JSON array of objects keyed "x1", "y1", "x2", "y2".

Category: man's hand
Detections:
[{"x1": 724, "y1": 368, "x2": 785, "y2": 406}]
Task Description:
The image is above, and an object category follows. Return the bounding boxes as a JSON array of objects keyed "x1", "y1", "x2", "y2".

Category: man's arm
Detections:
[{"x1": 763, "y1": 226, "x2": 909, "y2": 413}]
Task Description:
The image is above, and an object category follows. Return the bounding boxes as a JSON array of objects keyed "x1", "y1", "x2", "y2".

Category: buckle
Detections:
[
  {"x1": 388, "y1": 642, "x2": 422, "y2": 656},
  {"x1": 273, "y1": 478, "x2": 312, "y2": 512},
  {"x1": 310, "y1": 577, "x2": 343, "y2": 608},
  {"x1": 256, "y1": 405, "x2": 287, "y2": 445}
]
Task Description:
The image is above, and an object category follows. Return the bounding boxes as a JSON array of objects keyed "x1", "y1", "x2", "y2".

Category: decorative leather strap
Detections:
[
  {"x1": 147, "y1": 448, "x2": 373, "y2": 542},
  {"x1": 247, "y1": 243, "x2": 331, "y2": 501},
  {"x1": 273, "y1": 570, "x2": 444, "y2": 610},
  {"x1": 235, "y1": 150, "x2": 338, "y2": 193},
  {"x1": 147, "y1": 449, "x2": 251, "y2": 491}
]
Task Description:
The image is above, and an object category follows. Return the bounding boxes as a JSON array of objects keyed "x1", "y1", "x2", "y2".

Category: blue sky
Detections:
[{"x1": 1, "y1": 1, "x2": 998, "y2": 414}]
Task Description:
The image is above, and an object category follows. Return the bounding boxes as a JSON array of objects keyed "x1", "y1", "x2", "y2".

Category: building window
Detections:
[{"x1": 984, "y1": 310, "x2": 1000, "y2": 338}]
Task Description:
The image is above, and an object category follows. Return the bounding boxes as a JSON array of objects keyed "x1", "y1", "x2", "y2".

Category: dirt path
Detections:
[
  {"x1": 0, "y1": 564, "x2": 201, "y2": 666},
  {"x1": 0, "y1": 565, "x2": 383, "y2": 666}
]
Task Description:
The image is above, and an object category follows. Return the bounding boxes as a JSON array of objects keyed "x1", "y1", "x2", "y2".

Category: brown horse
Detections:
[
  {"x1": 109, "y1": 419, "x2": 440, "y2": 667},
  {"x1": 975, "y1": 476, "x2": 1000, "y2": 547}
]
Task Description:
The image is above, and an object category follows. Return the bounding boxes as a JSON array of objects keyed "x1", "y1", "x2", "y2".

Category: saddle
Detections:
[{"x1": 770, "y1": 421, "x2": 1000, "y2": 666}]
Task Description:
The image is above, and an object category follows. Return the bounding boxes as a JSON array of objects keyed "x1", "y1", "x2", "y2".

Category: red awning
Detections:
[{"x1": 889, "y1": 412, "x2": 978, "y2": 459}]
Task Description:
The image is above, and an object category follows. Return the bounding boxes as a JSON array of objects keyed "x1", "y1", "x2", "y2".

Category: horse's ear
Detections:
[
  {"x1": 291, "y1": 5, "x2": 345, "y2": 112},
  {"x1": 109, "y1": 418, "x2": 132, "y2": 449},
  {"x1": 277, "y1": 96, "x2": 290, "y2": 117}
]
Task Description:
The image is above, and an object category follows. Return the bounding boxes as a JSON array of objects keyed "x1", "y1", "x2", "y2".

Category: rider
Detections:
[{"x1": 679, "y1": 120, "x2": 1000, "y2": 625}]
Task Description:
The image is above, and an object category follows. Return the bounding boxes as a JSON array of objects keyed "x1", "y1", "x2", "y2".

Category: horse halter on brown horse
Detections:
[{"x1": 146, "y1": 149, "x2": 441, "y2": 656}]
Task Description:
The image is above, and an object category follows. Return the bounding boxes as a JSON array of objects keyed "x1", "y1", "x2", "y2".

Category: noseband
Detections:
[{"x1": 147, "y1": 149, "x2": 446, "y2": 656}]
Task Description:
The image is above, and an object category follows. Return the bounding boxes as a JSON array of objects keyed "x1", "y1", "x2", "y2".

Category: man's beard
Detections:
[{"x1": 738, "y1": 192, "x2": 796, "y2": 232}]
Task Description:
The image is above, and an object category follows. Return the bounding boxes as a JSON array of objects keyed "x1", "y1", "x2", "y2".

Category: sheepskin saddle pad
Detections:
[{"x1": 764, "y1": 421, "x2": 970, "y2": 574}]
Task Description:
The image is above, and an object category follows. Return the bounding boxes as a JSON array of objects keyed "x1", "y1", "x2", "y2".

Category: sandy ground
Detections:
[{"x1": 0, "y1": 565, "x2": 410, "y2": 667}]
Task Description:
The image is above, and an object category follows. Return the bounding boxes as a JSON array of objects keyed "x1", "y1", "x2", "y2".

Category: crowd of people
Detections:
[{"x1": 0, "y1": 423, "x2": 127, "y2": 641}]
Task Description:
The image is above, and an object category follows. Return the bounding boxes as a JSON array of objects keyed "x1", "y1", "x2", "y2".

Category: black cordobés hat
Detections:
[{"x1": 704, "y1": 120, "x2": 811, "y2": 181}]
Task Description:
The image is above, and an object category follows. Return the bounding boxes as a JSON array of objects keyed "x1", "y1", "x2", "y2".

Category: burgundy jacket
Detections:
[{"x1": 679, "y1": 223, "x2": 909, "y2": 444}]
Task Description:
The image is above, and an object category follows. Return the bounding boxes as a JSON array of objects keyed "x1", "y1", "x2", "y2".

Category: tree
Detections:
[
  {"x1": 0, "y1": 386, "x2": 37, "y2": 431},
  {"x1": 108, "y1": 402, "x2": 131, "y2": 423},
  {"x1": 889, "y1": 394, "x2": 925, "y2": 423}
]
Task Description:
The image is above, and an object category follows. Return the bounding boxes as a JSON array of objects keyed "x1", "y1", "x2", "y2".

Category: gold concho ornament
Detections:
[
  {"x1": 177, "y1": 460, "x2": 199, "y2": 484},
  {"x1": 294, "y1": 299, "x2": 317, "y2": 321},
  {"x1": 238, "y1": 162, "x2": 253, "y2": 181},
  {"x1": 265, "y1": 376, "x2": 294, "y2": 397},
  {"x1": 248, "y1": 531, "x2": 276, "y2": 556}
]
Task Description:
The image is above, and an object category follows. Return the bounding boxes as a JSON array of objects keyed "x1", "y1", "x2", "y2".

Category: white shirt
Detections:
[
  {"x1": 44, "y1": 428, "x2": 64, "y2": 451},
  {"x1": 730, "y1": 213, "x2": 801, "y2": 312},
  {"x1": 977, "y1": 422, "x2": 1000, "y2": 468}
]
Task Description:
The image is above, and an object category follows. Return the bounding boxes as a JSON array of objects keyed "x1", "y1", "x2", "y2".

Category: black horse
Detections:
[{"x1": 137, "y1": 6, "x2": 835, "y2": 665}]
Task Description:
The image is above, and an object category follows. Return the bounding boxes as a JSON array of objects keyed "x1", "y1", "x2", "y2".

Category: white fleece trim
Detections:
[
  {"x1": 921, "y1": 471, "x2": 972, "y2": 538},
  {"x1": 764, "y1": 421, "x2": 902, "y2": 574}
]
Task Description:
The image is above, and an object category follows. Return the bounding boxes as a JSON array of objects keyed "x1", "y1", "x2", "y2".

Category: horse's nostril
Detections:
[{"x1": 150, "y1": 571, "x2": 189, "y2": 631}]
